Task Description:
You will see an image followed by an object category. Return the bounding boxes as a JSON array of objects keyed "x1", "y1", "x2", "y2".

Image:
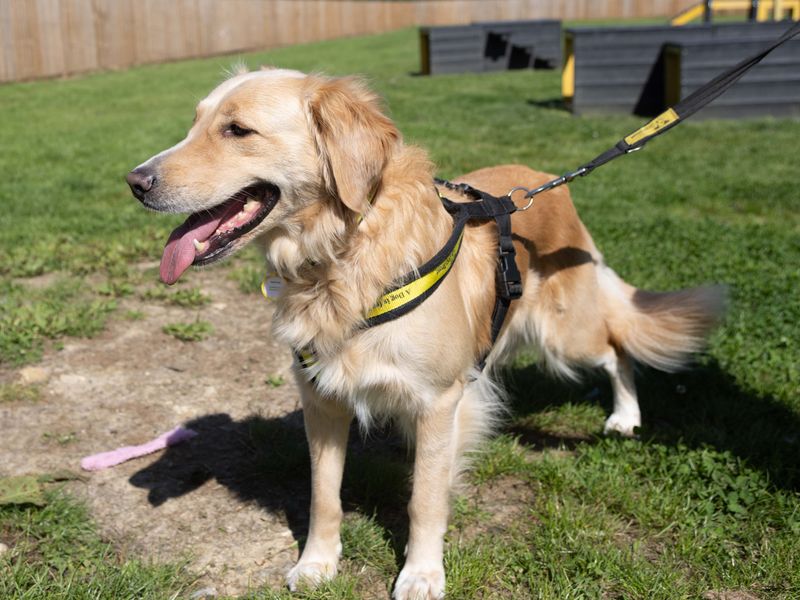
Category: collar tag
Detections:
[{"x1": 261, "y1": 273, "x2": 285, "y2": 301}]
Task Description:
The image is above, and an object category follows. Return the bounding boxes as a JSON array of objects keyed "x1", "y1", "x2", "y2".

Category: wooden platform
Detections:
[
  {"x1": 563, "y1": 21, "x2": 796, "y2": 116},
  {"x1": 664, "y1": 37, "x2": 800, "y2": 118},
  {"x1": 420, "y1": 20, "x2": 562, "y2": 76}
]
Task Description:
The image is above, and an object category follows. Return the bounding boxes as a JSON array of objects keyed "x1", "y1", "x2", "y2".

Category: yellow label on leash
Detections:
[{"x1": 624, "y1": 108, "x2": 679, "y2": 146}]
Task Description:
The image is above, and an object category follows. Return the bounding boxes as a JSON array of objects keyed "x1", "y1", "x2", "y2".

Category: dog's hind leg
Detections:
[
  {"x1": 393, "y1": 381, "x2": 465, "y2": 600},
  {"x1": 286, "y1": 384, "x2": 353, "y2": 592},
  {"x1": 601, "y1": 349, "x2": 641, "y2": 437}
]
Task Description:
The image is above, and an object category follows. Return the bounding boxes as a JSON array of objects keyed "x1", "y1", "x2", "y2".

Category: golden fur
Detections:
[{"x1": 129, "y1": 68, "x2": 725, "y2": 600}]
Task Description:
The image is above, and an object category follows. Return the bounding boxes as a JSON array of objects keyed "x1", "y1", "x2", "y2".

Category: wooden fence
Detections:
[{"x1": 0, "y1": 0, "x2": 696, "y2": 83}]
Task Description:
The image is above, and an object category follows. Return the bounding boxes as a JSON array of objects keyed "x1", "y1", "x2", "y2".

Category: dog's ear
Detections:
[{"x1": 306, "y1": 77, "x2": 400, "y2": 214}]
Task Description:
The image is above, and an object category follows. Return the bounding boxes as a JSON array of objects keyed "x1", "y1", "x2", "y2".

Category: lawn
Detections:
[{"x1": 1, "y1": 23, "x2": 799, "y2": 599}]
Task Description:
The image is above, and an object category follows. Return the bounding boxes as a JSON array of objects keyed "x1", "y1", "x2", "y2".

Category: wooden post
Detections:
[{"x1": 749, "y1": 0, "x2": 760, "y2": 21}]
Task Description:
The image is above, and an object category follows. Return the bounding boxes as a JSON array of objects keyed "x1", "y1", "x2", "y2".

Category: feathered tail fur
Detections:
[{"x1": 602, "y1": 267, "x2": 727, "y2": 372}]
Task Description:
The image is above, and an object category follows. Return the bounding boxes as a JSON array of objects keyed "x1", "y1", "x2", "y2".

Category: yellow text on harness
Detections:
[{"x1": 366, "y1": 231, "x2": 463, "y2": 321}]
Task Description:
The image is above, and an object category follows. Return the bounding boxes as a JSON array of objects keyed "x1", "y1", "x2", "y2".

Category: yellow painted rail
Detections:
[{"x1": 672, "y1": 0, "x2": 800, "y2": 25}]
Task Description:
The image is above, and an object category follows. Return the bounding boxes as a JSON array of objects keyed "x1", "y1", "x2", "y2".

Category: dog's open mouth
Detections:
[{"x1": 160, "y1": 182, "x2": 279, "y2": 284}]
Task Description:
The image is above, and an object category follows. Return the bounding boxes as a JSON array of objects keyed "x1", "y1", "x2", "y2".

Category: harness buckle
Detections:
[
  {"x1": 500, "y1": 278, "x2": 523, "y2": 300},
  {"x1": 497, "y1": 251, "x2": 523, "y2": 300}
]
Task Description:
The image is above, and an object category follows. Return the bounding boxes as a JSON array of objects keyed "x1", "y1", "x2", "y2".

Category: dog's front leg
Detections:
[
  {"x1": 286, "y1": 384, "x2": 352, "y2": 591},
  {"x1": 393, "y1": 380, "x2": 463, "y2": 600}
]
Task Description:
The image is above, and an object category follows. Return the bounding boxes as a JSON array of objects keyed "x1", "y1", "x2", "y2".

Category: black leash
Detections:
[
  {"x1": 429, "y1": 19, "x2": 800, "y2": 370},
  {"x1": 519, "y1": 19, "x2": 800, "y2": 200}
]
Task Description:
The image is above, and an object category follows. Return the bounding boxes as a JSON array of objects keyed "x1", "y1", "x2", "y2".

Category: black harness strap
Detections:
[
  {"x1": 290, "y1": 184, "x2": 522, "y2": 377},
  {"x1": 364, "y1": 199, "x2": 469, "y2": 327},
  {"x1": 435, "y1": 179, "x2": 523, "y2": 369}
]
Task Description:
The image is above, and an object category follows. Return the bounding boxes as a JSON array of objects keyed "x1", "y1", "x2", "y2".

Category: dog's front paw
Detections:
[
  {"x1": 286, "y1": 560, "x2": 337, "y2": 592},
  {"x1": 603, "y1": 411, "x2": 641, "y2": 437},
  {"x1": 392, "y1": 565, "x2": 445, "y2": 600}
]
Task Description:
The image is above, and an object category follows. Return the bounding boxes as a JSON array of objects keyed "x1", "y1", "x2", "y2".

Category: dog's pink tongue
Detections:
[{"x1": 160, "y1": 212, "x2": 225, "y2": 284}]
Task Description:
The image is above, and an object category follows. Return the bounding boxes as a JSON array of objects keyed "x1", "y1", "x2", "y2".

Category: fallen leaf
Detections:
[{"x1": 0, "y1": 475, "x2": 47, "y2": 507}]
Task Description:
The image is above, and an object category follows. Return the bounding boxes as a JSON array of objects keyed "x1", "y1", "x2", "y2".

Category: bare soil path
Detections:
[{"x1": 1, "y1": 266, "x2": 311, "y2": 595}]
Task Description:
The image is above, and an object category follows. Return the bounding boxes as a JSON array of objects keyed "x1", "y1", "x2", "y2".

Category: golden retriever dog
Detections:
[{"x1": 126, "y1": 67, "x2": 724, "y2": 599}]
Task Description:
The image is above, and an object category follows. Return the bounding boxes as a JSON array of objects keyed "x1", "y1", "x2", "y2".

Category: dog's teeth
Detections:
[
  {"x1": 193, "y1": 239, "x2": 209, "y2": 253},
  {"x1": 243, "y1": 200, "x2": 260, "y2": 213}
]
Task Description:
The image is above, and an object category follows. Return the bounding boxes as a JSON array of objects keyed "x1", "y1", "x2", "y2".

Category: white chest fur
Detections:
[{"x1": 294, "y1": 323, "x2": 444, "y2": 427}]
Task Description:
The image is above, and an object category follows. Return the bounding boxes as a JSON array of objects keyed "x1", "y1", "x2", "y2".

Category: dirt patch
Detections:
[
  {"x1": 454, "y1": 475, "x2": 537, "y2": 543},
  {"x1": 1, "y1": 264, "x2": 552, "y2": 597},
  {"x1": 0, "y1": 267, "x2": 308, "y2": 595}
]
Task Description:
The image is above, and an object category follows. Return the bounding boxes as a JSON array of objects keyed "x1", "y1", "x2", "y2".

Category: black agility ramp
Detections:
[
  {"x1": 477, "y1": 20, "x2": 562, "y2": 70},
  {"x1": 419, "y1": 25, "x2": 485, "y2": 75},
  {"x1": 564, "y1": 21, "x2": 796, "y2": 116},
  {"x1": 664, "y1": 37, "x2": 800, "y2": 119},
  {"x1": 420, "y1": 19, "x2": 561, "y2": 76}
]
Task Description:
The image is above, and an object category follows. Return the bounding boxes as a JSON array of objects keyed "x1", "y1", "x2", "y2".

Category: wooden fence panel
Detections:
[
  {"x1": 3, "y1": 0, "x2": 40, "y2": 81},
  {"x1": 0, "y1": 0, "x2": 697, "y2": 83}
]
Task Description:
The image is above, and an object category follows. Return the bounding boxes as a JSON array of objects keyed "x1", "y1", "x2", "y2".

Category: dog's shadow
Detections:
[
  {"x1": 130, "y1": 358, "x2": 800, "y2": 559},
  {"x1": 506, "y1": 357, "x2": 800, "y2": 491},
  {"x1": 129, "y1": 411, "x2": 412, "y2": 553}
]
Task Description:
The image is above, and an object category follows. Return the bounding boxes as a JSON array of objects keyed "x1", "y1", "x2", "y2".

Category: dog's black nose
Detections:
[{"x1": 126, "y1": 168, "x2": 156, "y2": 201}]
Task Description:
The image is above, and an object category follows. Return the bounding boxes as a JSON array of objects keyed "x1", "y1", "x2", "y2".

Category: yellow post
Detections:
[
  {"x1": 562, "y1": 33, "x2": 575, "y2": 109},
  {"x1": 757, "y1": 0, "x2": 771, "y2": 20}
]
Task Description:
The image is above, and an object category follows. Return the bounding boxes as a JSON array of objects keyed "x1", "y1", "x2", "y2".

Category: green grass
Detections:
[
  {"x1": 0, "y1": 492, "x2": 193, "y2": 599},
  {"x1": 0, "y1": 279, "x2": 116, "y2": 364},
  {"x1": 140, "y1": 285, "x2": 211, "y2": 307},
  {"x1": 162, "y1": 320, "x2": 213, "y2": 342},
  {"x1": 265, "y1": 374, "x2": 286, "y2": 388},
  {"x1": 229, "y1": 245, "x2": 268, "y2": 294},
  {"x1": 41, "y1": 431, "x2": 79, "y2": 446},
  {"x1": 455, "y1": 441, "x2": 800, "y2": 598},
  {"x1": 1, "y1": 21, "x2": 799, "y2": 600},
  {"x1": 168, "y1": 288, "x2": 212, "y2": 308},
  {"x1": 0, "y1": 383, "x2": 42, "y2": 404},
  {"x1": 140, "y1": 285, "x2": 212, "y2": 307}
]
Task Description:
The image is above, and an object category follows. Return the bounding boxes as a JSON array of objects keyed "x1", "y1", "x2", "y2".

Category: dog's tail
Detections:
[{"x1": 601, "y1": 267, "x2": 726, "y2": 372}]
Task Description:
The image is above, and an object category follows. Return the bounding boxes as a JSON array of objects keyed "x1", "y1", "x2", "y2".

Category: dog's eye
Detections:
[{"x1": 225, "y1": 123, "x2": 255, "y2": 138}]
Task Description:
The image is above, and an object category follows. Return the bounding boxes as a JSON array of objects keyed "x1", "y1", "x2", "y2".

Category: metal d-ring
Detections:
[{"x1": 506, "y1": 186, "x2": 534, "y2": 211}]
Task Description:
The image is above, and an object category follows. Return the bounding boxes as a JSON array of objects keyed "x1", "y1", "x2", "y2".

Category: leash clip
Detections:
[{"x1": 506, "y1": 186, "x2": 534, "y2": 211}]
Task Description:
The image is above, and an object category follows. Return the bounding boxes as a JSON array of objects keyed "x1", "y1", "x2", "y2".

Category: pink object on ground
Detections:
[{"x1": 80, "y1": 426, "x2": 198, "y2": 471}]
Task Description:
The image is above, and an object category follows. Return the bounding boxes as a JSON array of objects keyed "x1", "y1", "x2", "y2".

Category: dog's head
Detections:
[{"x1": 126, "y1": 68, "x2": 399, "y2": 284}]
